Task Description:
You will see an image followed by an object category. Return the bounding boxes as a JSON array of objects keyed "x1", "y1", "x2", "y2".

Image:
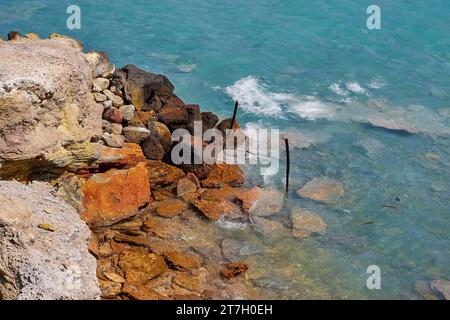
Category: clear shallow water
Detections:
[{"x1": 2, "y1": 0, "x2": 450, "y2": 299}]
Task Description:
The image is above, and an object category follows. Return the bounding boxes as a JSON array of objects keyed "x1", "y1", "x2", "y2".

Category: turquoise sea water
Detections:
[{"x1": 2, "y1": 0, "x2": 450, "y2": 299}]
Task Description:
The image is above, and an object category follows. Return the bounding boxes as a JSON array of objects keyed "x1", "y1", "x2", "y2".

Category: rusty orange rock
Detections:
[
  {"x1": 122, "y1": 282, "x2": 166, "y2": 300},
  {"x1": 95, "y1": 143, "x2": 147, "y2": 169},
  {"x1": 146, "y1": 160, "x2": 185, "y2": 187},
  {"x1": 163, "y1": 250, "x2": 201, "y2": 270},
  {"x1": 117, "y1": 247, "x2": 168, "y2": 283},
  {"x1": 81, "y1": 162, "x2": 151, "y2": 226},
  {"x1": 201, "y1": 164, "x2": 245, "y2": 188},
  {"x1": 190, "y1": 186, "x2": 243, "y2": 220},
  {"x1": 221, "y1": 262, "x2": 248, "y2": 279},
  {"x1": 155, "y1": 199, "x2": 188, "y2": 218}
]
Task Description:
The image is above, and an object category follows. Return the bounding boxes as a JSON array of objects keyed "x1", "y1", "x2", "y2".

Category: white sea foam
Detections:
[
  {"x1": 225, "y1": 76, "x2": 285, "y2": 117},
  {"x1": 367, "y1": 78, "x2": 387, "y2": 89},
  {"x1": 225, "y1": 76, "x2": 338, "y2": 120},
  {"x1": 345, "y1": 82, "x2": 367, "y2": 94},
  {"x1": 177, "y1": 64, "x2": 197, "y2": 73},
  {"x1": 329, "y1": 83, "x2": 349, "y2": 96},
  {"x1": 224, "y1": 76, "x2": 450, "y2": 137}
]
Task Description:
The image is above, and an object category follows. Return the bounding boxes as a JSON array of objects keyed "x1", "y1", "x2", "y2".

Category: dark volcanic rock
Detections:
[
  {"x1": 217, "y1": 118, "x2": 240, "y2": 133},
  {"x1": 158, "y1": 104, "x2": 202, "y2": 135},
  {"x1": 7, "y1": 31, "x2": 22, "y2": 41},
  {"x1": 103, "y1": 107, "x2": 123, "y2": 124},
  {"x1": 111, "y1": 64, "x2": 174, "y2": 111},
  {"x1": 201, "y1": 112, "x2": 219, "y2": 132},
  {"x1": 142, "y1": 121, "x2": 172, "y2": 160}
]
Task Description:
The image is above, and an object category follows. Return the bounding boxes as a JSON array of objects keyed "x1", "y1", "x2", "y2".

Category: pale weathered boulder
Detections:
[
  {"x1": 0, "y1": 180, "x2": 100, "y2": 300},
  {"x1": 0, "y1": 37, "x2": 104, "y2": 179},
  {"x1": 119, "y1": 104, "x2": 136, "y2": 122},
  {"x1": 92, "y1": 77, "x2": 110, "y2": 92}
]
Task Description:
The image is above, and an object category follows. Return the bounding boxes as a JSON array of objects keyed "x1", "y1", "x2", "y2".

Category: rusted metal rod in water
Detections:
[
  {"x1": 285, "y1": 138, "x2": 290, "y2": 193},
  {"x1": 230, "y1": 101, "x2": 239, "y2": 130}
]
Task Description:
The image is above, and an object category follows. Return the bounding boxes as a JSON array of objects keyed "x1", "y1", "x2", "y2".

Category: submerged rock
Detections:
[
  {"x1": 221, "y1": 262, "x2": 248, "y2": 279},
  {"x1": 0, "y1": 181, "x2": 100, "y2": 300},
  {"x1": 251, "y1": 216, "x2": 288, "y2": 238},
  {"x1": 191, "y1": 187, "x2": 243, "y2": 220},
  {"x1": 430, "y1": 279, "x2": 450, "y2": 300},
  {"x1": 221, "y1": 239, "x2": 246, "y2": 262},
  {"x1": 297, "y1": 177, "x2": 344, "y2": 204},
  {"x1": 438, "y1": 108, "x2": 450, "y2": 118},
  {"x1": 290, "y1": 208, "x2": 327, "y2": 239},
  {"x1": 236, "y1": 187, "x2": 284, "y2": 216},
  {"x1": 414, "y1": 281, "x2": 439, "y2": 300},
  {"x1": 361, "y1": 116, "x2": 419, "y2": 134}
]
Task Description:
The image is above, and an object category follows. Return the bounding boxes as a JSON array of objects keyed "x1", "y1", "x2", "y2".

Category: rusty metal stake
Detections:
[
  {"x1": 285, "y1": 138, "x2": 290, "y2": 193},
  {"x1": 230, "y1": 101, "x2": 239, "y2": 130}
]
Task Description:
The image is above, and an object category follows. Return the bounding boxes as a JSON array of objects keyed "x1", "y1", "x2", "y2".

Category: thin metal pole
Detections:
[
  {"x1": 285, "y1": 138, "x2": 290, "y2": 193},
  {"x1": 230, "y1": 101, "x2": 239, "y2": 130}
]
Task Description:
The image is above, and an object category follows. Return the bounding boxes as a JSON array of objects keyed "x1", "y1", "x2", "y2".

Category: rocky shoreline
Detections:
[
  {"x1": 0, "y1": 31, "x2": 288, "y2": 300},
  {"x1": 1, "y1": 32, "x2": 449, "y2": 300}
]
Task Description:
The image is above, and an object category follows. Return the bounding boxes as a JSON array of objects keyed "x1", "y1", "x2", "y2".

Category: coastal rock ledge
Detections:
[
  {"x1": 0, "y1": 35, "x2": 105, "y2": 180},
  {"x1": 0, "y1": 181, "x2": 100, "y2": 300}
]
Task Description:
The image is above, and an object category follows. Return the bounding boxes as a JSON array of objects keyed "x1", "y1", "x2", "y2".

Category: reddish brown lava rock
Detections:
[
  {"x1": 201, "y1": 164, "x2": 245, "y2": 188},
  {"x1": 146, "y1": 160, "x2": 185, "y2": 187},
  {"x1": 152, "y1": 188, "x2": 176, "y2": 201},
  {"x1": 81, "y1": 162, "x2": 151, "y2": 226},
  {"x1": 163, "y1": 250, "x2": 202, "y2": 271},
  {"x1": 117, "y1": 247, "x2": 168, "y2": 283},
  {"x1": 95, "y1": 143, "x2": 147, "y2": 169},
  {"x1": 122, "y1": 282, "x2": 166, "y2": 300},
  {"x1": 235, "y1": 187, "x2": 285, "y2": 216},
  {"x1": 177, "y1": 173, "x2": 200, "y2": 202},
  {"x1": 155, "y1": 199, "x2": 188, "y2": 218},
  {"x1": 235, "y1": 187, "x2": 262, "y2": 212},
  {"x1": 103, "y1": 107, "x2": 123, "y2": 123},
  {"x1": 173, "y1": 271, "x2": 207, "y2": 294},
  {"x1": 142, "y1": 216, "x2": 184, "y2": 239},
  {"x1": 113, "y1": 233, "x2": 148, "y2": 246},
  {"x1": 99, "y1": 279, "x2": 122, "y2": 299},
  {"x1": 221, "y1": 262, "x2": 249, "y2": 279},
  {"x1": 191, "y1": 187, "x2": 243, "y2": 220}
]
